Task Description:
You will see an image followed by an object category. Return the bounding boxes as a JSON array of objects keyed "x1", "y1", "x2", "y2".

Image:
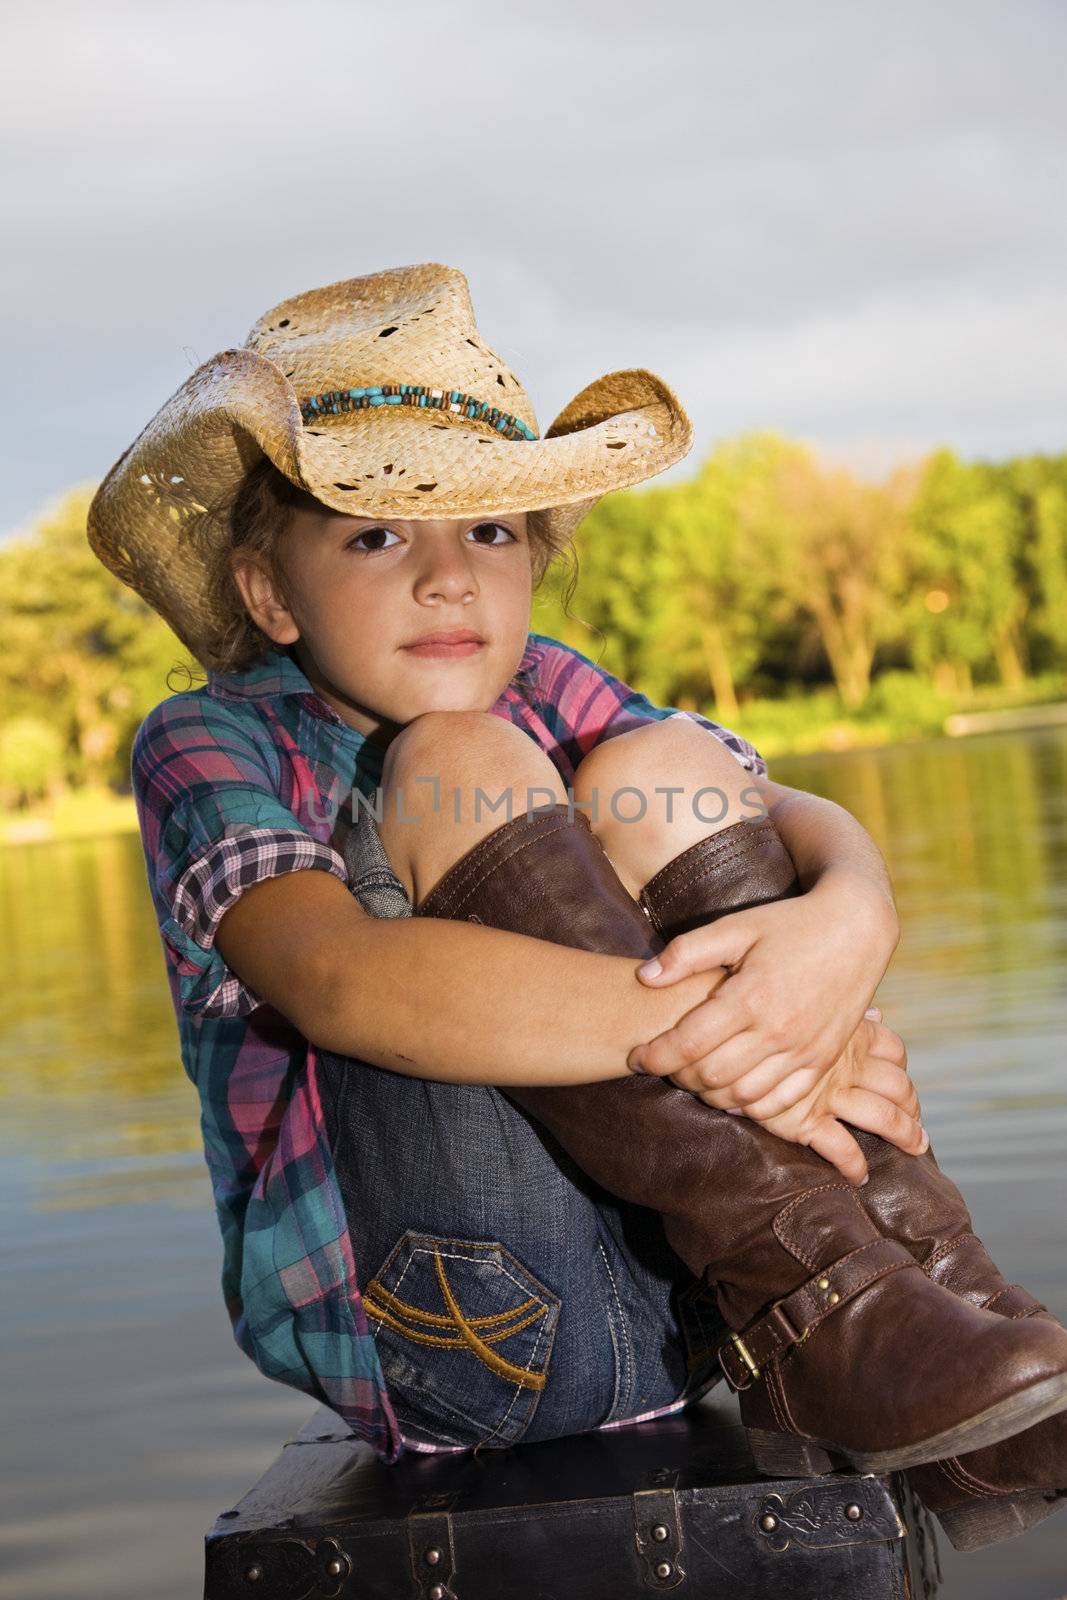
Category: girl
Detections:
[{"x1": 87, "y1": 263, "x2": 1067, "y2": 1551}]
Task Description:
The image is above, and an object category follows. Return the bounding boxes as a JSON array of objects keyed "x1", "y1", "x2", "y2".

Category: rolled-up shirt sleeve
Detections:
[{"x1": 132, "y1": 698, "x2": 346, "y2": 1020}]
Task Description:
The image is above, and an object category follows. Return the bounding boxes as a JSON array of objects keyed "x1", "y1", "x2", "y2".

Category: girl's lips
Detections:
[{"x1": 403, "y1": 639, "x2": 485, "y2": 659}]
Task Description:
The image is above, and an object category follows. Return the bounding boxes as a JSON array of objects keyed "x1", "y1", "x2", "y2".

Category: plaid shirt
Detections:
[{"x1": 131, "y1": 632, "x2": 766, "y2": 1462}]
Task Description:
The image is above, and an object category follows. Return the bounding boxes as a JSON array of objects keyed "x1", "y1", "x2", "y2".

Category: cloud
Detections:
[{"x1": 3, "y1": 0, "x2": 1066, "y2": 535}]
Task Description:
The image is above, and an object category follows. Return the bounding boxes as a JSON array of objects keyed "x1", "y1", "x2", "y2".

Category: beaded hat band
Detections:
[
  {"x1": 87, "y1": 262, "x2": 693, "y2": 670},
  {"x1": 300, "y1": 383, "x2": 538, "y2": 440}
]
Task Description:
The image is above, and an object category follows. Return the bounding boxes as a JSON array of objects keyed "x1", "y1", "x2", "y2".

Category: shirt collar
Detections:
[{"x1": 208, "y1": 646, "x2": 340, "y2": 714}]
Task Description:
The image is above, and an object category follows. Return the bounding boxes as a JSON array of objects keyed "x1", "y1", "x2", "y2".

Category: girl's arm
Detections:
[
  {"x1": 756, "y1": 775, "x2": 899, "y2": 934},
  {"x1": 215, "y1": 866, "x2": 719, "y2": 1085},
  {"x1": 216, "y1": 863, "x2": 919, "y2": 1184}
]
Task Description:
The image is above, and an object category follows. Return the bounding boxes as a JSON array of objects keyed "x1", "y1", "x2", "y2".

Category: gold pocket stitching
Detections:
[
  {"x1": 365, "y1": 1247, "x2": 550, "y2": 1392},
  {"x1": 366, "y1": 1274, "x2": 541, "y2": 1332}
]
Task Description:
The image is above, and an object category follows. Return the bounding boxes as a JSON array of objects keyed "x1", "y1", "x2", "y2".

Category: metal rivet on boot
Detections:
[
  {"x1": 243, "y1": 1567, "x2": 263, "y2": 1584},
  {"x1": 429, "y1": 1587, "x2": 446, "y2": 1600},
  {"x1": 655, "y1": 1562, "x2": 673, "y2": 1579},
  {"x1": 760, "y1": 1513, "x2": 779, "y2": 1532},
  {"x1": 829, "y1": 1291, "x2": 841, "y2": 1304},
  {"x1": 325, "y1": 1559, "x2": 344, "y2": 1577},
  {"x1": 651, "y1": 1524, "x2": 669, "y2": 1542},
  {"x1": 846, "y1": 1503, "x2": 864, "y2": 1521},
  {"x1": 817, "y1": 1277, "x2": 830, "y2": 1289},
  {"x1": 425, "y1": 1548, "x2": 442, "y2": 1566}
]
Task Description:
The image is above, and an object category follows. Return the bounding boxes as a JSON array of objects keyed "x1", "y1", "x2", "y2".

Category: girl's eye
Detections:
[
  {"x1": 467, "y1": 522, "x2": 517, "y2": 545},
  {"x1": 347, "y1": 526, "x2": 401, "y2": 552}
]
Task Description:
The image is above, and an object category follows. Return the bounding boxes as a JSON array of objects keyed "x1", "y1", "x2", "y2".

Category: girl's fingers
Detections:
[
  {"x1": 629, "y1": 995, "x2": 752, "y2": 1077},
  {"x1": 832, "y1": 1086, "x2": 927, "y2": 1154},
  {"x1": 734, "y1": 1064, "x2": 825, "y2": 1120},
  {"x1": 638, "y1": 1023, "x2": 768, "y2": 1089},
  {"x1": 719, "y1": 1049, "x2": 818, "y2": 1107},
  {"x1": 636, "y1": 916, "x2": 759, "y2": 983},
  {"x1": 863, "y1": 1021, "x2": 907, "y2": 1066},
  {"x1": 803, "y1": 1118, "x2": 869, "y2": 1186},
  {"x1": 852, "y1": 1058, "x2": 920, "y2": 1118},
  {"x1": 737, "y1": 1052, "x2": 918, "y2": 1124},
  {"x1": 692, "y1": 1081, "x2": 746, "y2": 1111}
]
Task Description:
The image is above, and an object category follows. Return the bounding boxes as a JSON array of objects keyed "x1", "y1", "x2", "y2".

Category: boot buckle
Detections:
[
  {"x1": 720, "y1": 1298, "x2": 811, "y2": 1391},
  {"x1": 723, "y1": 1333, "x2": 761, "y2": 1390}
]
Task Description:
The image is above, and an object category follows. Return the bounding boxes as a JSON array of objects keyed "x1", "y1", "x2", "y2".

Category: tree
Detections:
[
  {"x1": 767, "y1": 450, "x2": 915, "y2": 710},
  {"x1": 531, "y1": 485, "x2": 669, "y2": 687},
  {"x1": 0, "y1": 486, "x2": 195, "y2": 794},
  {"x1": 904, "y1": 452, "x2": 1029, "y2": 693},
  {"x1": 1007, "y1": 455, "x2": 1067, "y2": 675},
  {"x1": 647, "y1": 434, "x2": 804, "y2": 718}
]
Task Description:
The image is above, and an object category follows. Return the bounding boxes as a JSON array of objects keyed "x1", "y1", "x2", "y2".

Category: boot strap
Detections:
[
  {"x1": 983, "y1": 1283, "x2": 1048, "y2": 1318},
  {"x1": 718, "y1": 1238, "x2": 915, "y2": 1391},
  {"x1": 638, "y1": 817, "x2": 801, "y2": 937}
]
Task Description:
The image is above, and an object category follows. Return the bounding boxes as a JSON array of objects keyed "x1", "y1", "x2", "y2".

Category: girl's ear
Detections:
[{"x1": 230, "y1": 550, "x2": 300, "y2": 645}]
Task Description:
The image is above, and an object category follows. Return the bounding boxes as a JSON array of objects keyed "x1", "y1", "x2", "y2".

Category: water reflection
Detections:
[
  {"x1": 2, "y1": 728, "x2": 1066, "y2": 1597},
  {"x1": 0, "y1": 830, "x2": 203, "y2": 1205}
]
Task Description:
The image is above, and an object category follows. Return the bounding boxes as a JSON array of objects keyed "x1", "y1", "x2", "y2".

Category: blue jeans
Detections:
[{"x1": 315, "y1": 806, "x2": 726, "y2": 1452}]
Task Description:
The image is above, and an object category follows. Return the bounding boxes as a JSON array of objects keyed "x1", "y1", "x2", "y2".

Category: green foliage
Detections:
[
  {"x1": 532, "y1": 486, "x2": 668, "y2": 681},
  {"x1": 1020, "y1": 468, "x2": 1067, "y2": 670},
  {"x1": 0, "y1": 486, "x2": 197, "y2": 803},
  {"x1": 863, "y1": 670, "x2": 955, "y2": 733},
  {"x1": 903, "y1": 451, "x2": 1025, "y2": 689},
  {"x1": 0, "y1": 715, "x2": 66, "y2": 804},
  {"x1": 647, "y1": 434, "x2": 802, "y2": 718},
  {"x1": 2, "y1": 440, "x2": 1066, "y2": 811}
]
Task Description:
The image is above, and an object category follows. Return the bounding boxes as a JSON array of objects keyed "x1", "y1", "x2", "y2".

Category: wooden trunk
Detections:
[{"x1": 204, "y1": 1391, "x2": 942, "y2": 1599}]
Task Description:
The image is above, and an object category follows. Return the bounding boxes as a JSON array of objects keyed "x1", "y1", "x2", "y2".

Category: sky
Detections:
[{"x1": 3, "y1": 0, "x2": 1066, "y2": 540}]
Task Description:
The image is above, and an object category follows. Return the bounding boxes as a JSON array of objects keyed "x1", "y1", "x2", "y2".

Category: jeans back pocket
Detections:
[{"x1": 365, "y1": 1231, "x2": 561, "y2": 1449}]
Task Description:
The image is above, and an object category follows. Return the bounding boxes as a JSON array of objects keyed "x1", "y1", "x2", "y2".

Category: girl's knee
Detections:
[
  {"x1": 378, "y1": 711, "x2": 569, "y2": 910},
  {"x1": 572, "y1": 718, "x2": 757, "y2": 883},
  {"x1": 575, "y1": 718, "x2": 752, "y2": 820},
  {"x1": 385, "y1": 710, "x2": 564, "y2": 802}
]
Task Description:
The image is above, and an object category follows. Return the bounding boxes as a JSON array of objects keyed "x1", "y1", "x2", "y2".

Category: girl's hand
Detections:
[
  {"x1": 650, "y1": 1007, "x2": 921, "y2": 1186},
  {"x1": 626, "y1": 884, "x2": 897, "y2": 1106},
  {"x1": 650, "y1": 1005, "x2": 920, "y2": 1184},
  {"x1": 739, "y1": 1013, "x2": 925, "y2": 1186}
]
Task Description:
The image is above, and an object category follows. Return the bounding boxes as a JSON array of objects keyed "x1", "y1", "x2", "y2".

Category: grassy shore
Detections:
[
  {"x1": 4, "y1": 674, "x2": 1066, "y2": 847},
  {"x1": 0, "y1": 786, "x2": 140, "y2": 847},
  {"x1": 730, "y1": 670, "x2": 1067, "y2": 760}
]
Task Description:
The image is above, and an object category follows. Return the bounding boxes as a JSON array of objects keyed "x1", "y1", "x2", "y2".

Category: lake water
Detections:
[{"x1": 2, "y1": 726, "x2": 1066, "y2": 1599}]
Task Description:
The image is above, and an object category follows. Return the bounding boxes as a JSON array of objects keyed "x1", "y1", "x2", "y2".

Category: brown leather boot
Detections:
[
  {"x1": 638, "y1": 810, "x2": 1067, "y2": 1549},
  {"x1": 412, "y1": 803, "x2": 1067, "y2": 1477},
  {"x1": 850, "y1": 1134, "x2": 1067, "y2": 1549}
]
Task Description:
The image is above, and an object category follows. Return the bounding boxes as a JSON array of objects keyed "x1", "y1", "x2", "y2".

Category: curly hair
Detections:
[{"x1": 198, "y1": 454, "x2": 580, "y2": 683}]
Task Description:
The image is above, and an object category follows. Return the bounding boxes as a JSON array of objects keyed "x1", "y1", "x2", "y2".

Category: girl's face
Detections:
[{"x1": 231, "y1": 507, "x2": 534, "y2": 742}]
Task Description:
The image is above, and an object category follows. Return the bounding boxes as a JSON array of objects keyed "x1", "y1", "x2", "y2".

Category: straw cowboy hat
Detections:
[{"x1": 87, "y1": 263, "x2": 694, "y2": 665}]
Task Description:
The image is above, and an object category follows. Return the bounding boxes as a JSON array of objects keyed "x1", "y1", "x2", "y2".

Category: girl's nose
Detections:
[{"x1": 412, "y1": 542, "x2": 479, "y2": 604}]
